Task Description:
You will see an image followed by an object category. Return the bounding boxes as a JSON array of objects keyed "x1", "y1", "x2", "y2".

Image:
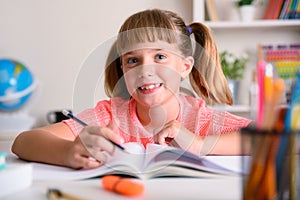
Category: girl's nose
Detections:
[
  {"x1": 138, "y1": 58, "x2": 155, "y2": 78},
  {"x1": 138, "y1": 63, "x2": 157, "y2": 78}
]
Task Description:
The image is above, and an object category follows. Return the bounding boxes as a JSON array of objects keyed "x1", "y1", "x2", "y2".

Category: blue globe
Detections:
[{"x1": 0, "y1": 59, "x2": 36, "y2": 111}]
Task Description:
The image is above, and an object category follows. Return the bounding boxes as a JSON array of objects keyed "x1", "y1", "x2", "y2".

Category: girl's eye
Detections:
[
  {"x1": 155, "y1": 54, "x2": 166, "y2": 60},
  {"x1": 127, "y1": 57, "x2": 138, "y2": 64}
]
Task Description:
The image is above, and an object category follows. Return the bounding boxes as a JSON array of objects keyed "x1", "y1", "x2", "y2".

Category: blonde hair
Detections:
[{"x1": 104, "y1": 9, "x2": 233, "y2": 105}]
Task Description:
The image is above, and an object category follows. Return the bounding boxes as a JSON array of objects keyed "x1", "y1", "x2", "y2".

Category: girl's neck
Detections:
[{"x1": 136, "y1": 95, "x2": 180, "y2": 133}]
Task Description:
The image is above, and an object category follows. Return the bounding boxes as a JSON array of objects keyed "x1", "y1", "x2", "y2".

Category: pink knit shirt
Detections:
[{"x1": 64, "y1": 95, "x2": 251, "y2": 147}]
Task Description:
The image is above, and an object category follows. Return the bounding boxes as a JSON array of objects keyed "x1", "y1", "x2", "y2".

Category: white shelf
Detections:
[
  {"x1": 204, "y1": 20, "x2": 300, "y2": 29},
  {"x1": 192, "y1": 0, "x2": 299, "y2": 117}
]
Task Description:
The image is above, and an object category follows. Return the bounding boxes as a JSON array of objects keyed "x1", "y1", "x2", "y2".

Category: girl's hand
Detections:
[
  {"x1": 154, "y1": 120, "x2": 203, "y2": 154},
  {"x1": 66, "y1": 121, "x2": 124, "y2": 169},
  {"x1": 64, "y1": 135, "x2": 102, "y2": 169},
  {"x1": 154, "y1": 120, "x2": 181, "y2": 146}
]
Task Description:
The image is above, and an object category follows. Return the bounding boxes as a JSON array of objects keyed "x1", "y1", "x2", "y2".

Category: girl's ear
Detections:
[{"x1": 181, "y1": 56, "x2": 194, "y2": 79}]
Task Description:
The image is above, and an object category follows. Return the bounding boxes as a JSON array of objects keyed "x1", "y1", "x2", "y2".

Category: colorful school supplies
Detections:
[
  {"x1": 286, "y1": 72, "x2": 300, "y2": 200},
  {"x1": 287, "y1": 72, "x2": 300, "y2": 131},
  {"x1": 243, "y1": 43, "x2": 300, "y2": 200},
  {"x1": 256, "y1": 59, "x2": 266, "y2": 129},
  {"x1": 263, "y1": 43, "x2": 300, "y2": 103}
]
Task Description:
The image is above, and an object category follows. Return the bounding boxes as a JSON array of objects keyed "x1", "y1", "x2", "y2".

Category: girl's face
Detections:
[{"x1": 120, "y1": 41, "x2": 194, "y2": 107}]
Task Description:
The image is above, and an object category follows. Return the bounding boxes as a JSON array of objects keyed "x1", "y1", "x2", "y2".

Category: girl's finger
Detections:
[
  {"x1": 81, "y1": 126, "x2": 103, "y2": 136},
  {"x1": 84, "y1": 159, "x2": 102, "y2": 169},
  {"x1": 101, "y1": 127, "x2": 125, "y2": 144},
  {"x1": 89, "y1": 149, "x2": 109, "y2": 164},
  {"x1": 156, "y1": 129, "x2": 171, "y2": 145},
  {"x1": 73, "y1": 153, "x2": 102, "y2": 169},
  {"x1": 83, "y1": 126, "x2": 124, "y2": 144},
  {"x1": 83, "y1": 135, "x2": 115, "y2": 156}
]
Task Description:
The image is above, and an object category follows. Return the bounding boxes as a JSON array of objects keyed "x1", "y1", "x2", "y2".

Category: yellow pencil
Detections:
[{"x1": 47, "y1": 188, "x2": 83, "y2": 200}]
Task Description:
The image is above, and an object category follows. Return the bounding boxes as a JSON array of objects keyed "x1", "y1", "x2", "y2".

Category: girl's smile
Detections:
[{"x1": 138, "y1": 83, "x2": 163, "y2": 94}]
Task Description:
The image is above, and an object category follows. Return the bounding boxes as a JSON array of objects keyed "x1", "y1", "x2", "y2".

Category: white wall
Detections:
[{"x1": 0, "y1": 0, "x2": 192, "y2": 126}]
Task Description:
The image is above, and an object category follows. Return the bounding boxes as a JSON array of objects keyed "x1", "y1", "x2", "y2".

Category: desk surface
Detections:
[{"x1": 1, "y1": 140, "x2": 244, "y2": 200}]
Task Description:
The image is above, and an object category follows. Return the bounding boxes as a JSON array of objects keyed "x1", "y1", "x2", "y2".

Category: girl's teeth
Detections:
[{"x1": 140, "y1": 83, "x2": 161, "y2": 90}]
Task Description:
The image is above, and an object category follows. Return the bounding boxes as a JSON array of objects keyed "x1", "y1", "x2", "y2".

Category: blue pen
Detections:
[{"x1": 62, "y1": 109, "x2": 128, "y2": 153}]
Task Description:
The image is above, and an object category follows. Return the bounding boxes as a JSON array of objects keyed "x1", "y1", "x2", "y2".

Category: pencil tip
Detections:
[{"x1": 123, "y1": 149, "x2": 130, "y2": 154}]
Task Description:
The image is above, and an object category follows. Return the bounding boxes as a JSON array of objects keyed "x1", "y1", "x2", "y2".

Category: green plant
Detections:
[
  {"x1": 235, "y1": 0, "x2": 254, "y2": 7},
  {"x1": 235, "y1": 0, "x2": 263, "y2": 7},
  {"x1": 219, "y1": 51, "x2": 249, "y2": 80}
]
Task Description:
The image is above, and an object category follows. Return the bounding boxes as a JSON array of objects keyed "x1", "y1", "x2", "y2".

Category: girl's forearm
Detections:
[
  {"x1": 11, "y1": 130, "x2": 72, "y2": 166},
  {"x1": 174, "y1": 129, "x2": 251, "y2": 156},
  {"x1": 208, "y1": 131, "x2": 252, "y2": 155},
  {"x1": 172, "y1": 126, "x2": 204, "y2": 154}
]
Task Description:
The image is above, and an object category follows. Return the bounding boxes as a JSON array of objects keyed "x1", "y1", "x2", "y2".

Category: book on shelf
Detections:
[
  {"x1": 264, "y1": 0, "x2": 285, "y2": 19},
  {"x1": 264, "y1": 0, "x2": 300, "y2": 19},
  {"x1": 32, "y1": 142, "x2": 240, "y2": 181},
  {"x1": 287, "y1": 0, "x2": 300, "y2": 19},
  {"x1": 273, "y1": 0, "x2": 285, "y2": 19},
  {"x1": 205, "y1": 0, "x2": 218, "y2": 21},
  {"x1": 263, "y1": 0, "x2": 280, "y2": 19},
  {"x1": 279, "y1": 0, "x2": 300, "y2": 19},
  {"x1": 278, "y1": 0, "x2": 291, "y2": 19}
]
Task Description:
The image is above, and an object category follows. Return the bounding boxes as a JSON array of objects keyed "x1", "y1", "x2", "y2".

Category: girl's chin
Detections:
[
  {"x1": 134, "y1": 94, "x2": 177, "y2": 108},
  {"x1": 133, "y1": 95, "x2": 164, "y2": 107}
]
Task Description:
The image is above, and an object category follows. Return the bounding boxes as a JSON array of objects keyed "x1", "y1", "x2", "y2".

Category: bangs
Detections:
[
  {"x1": 116, "y1": 9, "x2": 180, "y2": 55},
  {"x1": 116, "y1": 27, "x2": 179, "y2": 55}
]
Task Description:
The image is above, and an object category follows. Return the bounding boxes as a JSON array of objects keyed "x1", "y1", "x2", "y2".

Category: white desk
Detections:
[{"x1": 0, "y1": 140, "x2": 244, "y2": 200}]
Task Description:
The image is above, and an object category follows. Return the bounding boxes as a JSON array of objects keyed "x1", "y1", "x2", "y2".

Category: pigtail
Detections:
[
  {"x1": 104, "y1": 41, "x2": 129, "y2": 98},
  {"x1": 189, "y1": 22, "x2": 233, "y2": 105}
]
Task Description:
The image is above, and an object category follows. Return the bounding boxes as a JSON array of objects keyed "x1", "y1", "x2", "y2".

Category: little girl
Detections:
[{"x1": 12, "y1": 9, "x2": 252, "y2": 169}]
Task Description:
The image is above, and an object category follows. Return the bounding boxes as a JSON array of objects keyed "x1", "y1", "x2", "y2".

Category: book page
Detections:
[
  {"x1": 143, "y1": 144, "x2": 239, "y2": 178},
  {"x1": 205, "y1": 156, "x2": 251, "y2": 174},
  {"x1": 105, "y1": 142, "x2": 146, "y2": 173},
  {"x1": 143, "y1": 143, "x2": 172, "y2": 168},
  {"x1": 32, "y1": 142, "x2": 146, "y2": 180}
]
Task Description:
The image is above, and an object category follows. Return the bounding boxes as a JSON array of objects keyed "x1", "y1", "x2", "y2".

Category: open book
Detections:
[{"x1": 33, "y1": 142, "x2": 242, "y2": 180}]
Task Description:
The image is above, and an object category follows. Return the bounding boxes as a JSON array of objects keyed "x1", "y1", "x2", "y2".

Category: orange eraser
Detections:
[{"x1": 101, "y1": 175, "x2": 144, "y2": 196}]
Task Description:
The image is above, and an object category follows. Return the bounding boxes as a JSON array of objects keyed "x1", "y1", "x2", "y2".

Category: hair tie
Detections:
[{"x1": 186, "y1": 25, "x2": 192, "y2": 35}]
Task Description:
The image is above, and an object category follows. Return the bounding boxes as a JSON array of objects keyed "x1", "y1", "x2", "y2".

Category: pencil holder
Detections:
[{"x1": 240, "y1": 127, "x2": 300, "y2": 200}]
